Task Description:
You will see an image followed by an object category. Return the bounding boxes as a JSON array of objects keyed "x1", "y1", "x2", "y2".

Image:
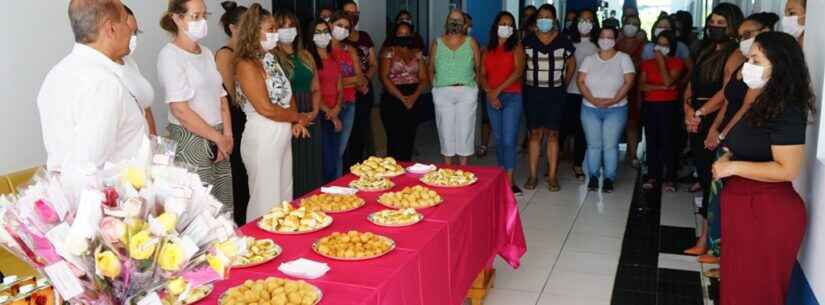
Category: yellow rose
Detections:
[
  {"x1": 207, "y1": 254, "x2": 227, "y2": 278},
  {"x1": 156, "y1": 213, "x2": 177, "y2": 233},
  {"x1": 95, "y1": 250, "x2": 122, "y2": 278},
  {"x1": 166, "y1": 277, "x2": 188, "y2": 295},
  {"x1": 215, "y1": 239, "x2": 238, "y2": 259},
  {"x1": 124, "y1": 166, "x2": 146, "y2": 189},
  {"x1": 128, "y1": 230, "x2": 156, "y2": 260},
  {"x1": 158, "y1": 241, "x2": 185, "y2": 271}
]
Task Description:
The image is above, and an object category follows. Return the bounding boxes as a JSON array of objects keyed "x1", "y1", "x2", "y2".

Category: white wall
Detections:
[
  {"x1": 798, "y1": 0, "x2": 825, "y2": 301},
  {"x1": 0, "y1": 0, "x2": 270, "y2": 174}
]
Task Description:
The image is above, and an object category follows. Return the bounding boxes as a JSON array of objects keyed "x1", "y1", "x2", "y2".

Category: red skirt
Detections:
[{"x1": 720, "y1": 177, "x2": 806, "y2": 305}]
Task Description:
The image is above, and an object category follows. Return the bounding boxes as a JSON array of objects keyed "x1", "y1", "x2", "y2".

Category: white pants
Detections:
[
  {"x1": 433, "y1": 86, "x2": 478, "y2": 157},
  {"x1": 241, "y1": 115, "x2": 293, "y2": 220}
]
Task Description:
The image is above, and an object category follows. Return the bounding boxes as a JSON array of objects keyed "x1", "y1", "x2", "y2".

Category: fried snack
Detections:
[
  {"x1": 220, "y1": 277, "x2": 321, "y2": 305},
  {"x1": 163, "y1": 284, "x2": 213, "y2": 305},
  {"x1": 421, "y1": 169, "x2": 477, "y2": 187},
  {"x1": 377, "y1": 185, "x2": 442, "y2": 209},
  {"x1": 369, "y1": 208, "x2": 423, "y2": 226},
  {"x1": 299, "y1": 193, "x2": 365, "y2": 213},
  {"x1": 350, "y1": 156, "x2": 405, "y2": 178},
  {"x1": 348, "y1": 176, "x2": 394, "y2": 192},
  {"x1": 258, "y1": 202, "x2": 333, "y2": 234},
  {"x1": 314, "y1": 231, "x2": 395, "y2": 260},
  {"x1": 233, "y1": 237, "x2": 281, "y2": 267}
]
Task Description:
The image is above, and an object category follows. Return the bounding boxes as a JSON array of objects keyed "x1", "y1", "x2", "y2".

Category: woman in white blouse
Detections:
[
  {"x1": 122, "y1": 5, "x2": 156, "y2": 135},
  {"x1": 234, "y1": 4, "x2": 310, "y2": 220},
  {"x1": 577, "y1": 26, "x2": 636, "y2": 193},
  {"x1": 158, "y1": 0, "x2": 234, "y2": 208}
]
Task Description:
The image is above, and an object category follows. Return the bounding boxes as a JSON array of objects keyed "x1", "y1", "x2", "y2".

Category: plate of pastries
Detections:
[
  {"x1": 348, "y1": 176, "x2": 395, "y2": 192},
  {"x1": 377, "y1": 185, "x2": 443, "y2": 209},
  {"x1": 232, "y1": 237, "x2": 282, "y2": 268},
  {"x1": 350, "y1": 156, "x2": 406, "y2": 178},
  {"x1": 258, "y1": 202, "x2": 333, "y2": 234},
  {"x1": 312, "y1": 231, "x2": 396, "y2": 261},
  {"x1": 299, "y1": 193, "x2": 365, "y2": 213},
  {"x1": 421, "y1": 169, "x2": 478, "y2": 188},
  {"x1": 219, "y1": 278, "x2": 322, "y2": 305},
  {"x1": 368, "y1": 208, "x2": 424, "y2": 227}
]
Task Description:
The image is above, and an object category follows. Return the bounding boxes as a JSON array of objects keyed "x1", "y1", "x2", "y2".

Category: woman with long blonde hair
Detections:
[{"x1": 234, "y1": 4, "x2": 310, "y2": 220}]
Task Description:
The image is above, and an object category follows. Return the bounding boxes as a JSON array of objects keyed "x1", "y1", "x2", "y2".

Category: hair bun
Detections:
[{"x1": 221, "y1": 1, "x2": 238, "y2": 12}]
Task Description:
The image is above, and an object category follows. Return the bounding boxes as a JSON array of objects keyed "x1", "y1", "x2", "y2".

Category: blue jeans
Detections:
[
  {"x1": 580, "y1": 105, "x2": 628, "y2": 181},
  {"x1": 337, "y1": 102, "x2": 356, "y2": 176},
  {"x1": 486, "y1": 93, "x2": 523, "y2": 171},
  {"x1": 321, "y1": 114, "x2": 341, "y2": 183}
]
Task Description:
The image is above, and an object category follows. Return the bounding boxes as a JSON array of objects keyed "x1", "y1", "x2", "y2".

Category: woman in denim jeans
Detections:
[
  {"x1": 480, "y1": 11, "x2": 525, "y2": 195},
  {"x1": 577, "y1": 27, "x2": 636, "y2": 193}
]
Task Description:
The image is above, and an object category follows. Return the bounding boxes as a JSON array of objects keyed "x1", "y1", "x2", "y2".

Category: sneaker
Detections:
[
  {"x1": 512, "y1": 185, "x2": 523, "y2": 196},
  {"x1": 587, "y1": 178, "x2": 599, "y2": 191},
  {"x1": 603, "y1": 179, "x2": 615, "y2": 193}
]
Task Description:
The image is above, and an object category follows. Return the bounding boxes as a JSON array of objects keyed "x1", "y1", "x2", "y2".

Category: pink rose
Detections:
[
  {"x1": 102, "y1": 187, "x2": 119, "y2": 208},
  {"x1": 100, "y1": 217, "x2": 126, "y2": 244},
  {"x1": 34, "y1": 199, "x2": 59, "y2": 224}
]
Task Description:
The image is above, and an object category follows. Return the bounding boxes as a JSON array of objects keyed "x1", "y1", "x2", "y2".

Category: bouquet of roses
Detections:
[{"x1": 0, "y1": 136, "x2": 245, "y2": 305}]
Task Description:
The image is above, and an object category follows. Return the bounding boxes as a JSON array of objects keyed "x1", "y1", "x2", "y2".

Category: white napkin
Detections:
[
  {"x1": 321, "y1": 186, "x2": 358, "y2": 196},
  {"x1": 2, "y1": 275, "x2": 17, "y2": 285},
  {"x1": 407, "y1": 163, "x2": 436, "y2": 174},
  {"x1": 278, "y1": 258, "x2": 330, "y2": 279},
  {"x1": 18, "y1": 284, "x2": 34, "y2": 295}
]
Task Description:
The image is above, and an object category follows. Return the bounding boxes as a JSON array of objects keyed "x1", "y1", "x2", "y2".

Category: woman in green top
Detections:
[
  {"x1": 429, "y1": 9, "x2": 482, "y2": 166},
  {"x1": 276, "y1": 11, "x2": 323, "y2": 198}
]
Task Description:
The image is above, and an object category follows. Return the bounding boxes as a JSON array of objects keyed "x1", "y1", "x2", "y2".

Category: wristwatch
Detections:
[
  {"x1": 694, "y1": 109, "x2": 703, "y2": 117},
  {"x1": 717, "y1": 133, "x2": 725, "y2": 141}
]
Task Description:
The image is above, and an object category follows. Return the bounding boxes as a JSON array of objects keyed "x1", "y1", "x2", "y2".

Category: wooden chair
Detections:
[{"x1": 0, "y1": 176, "x2": 12, "y2": 196}]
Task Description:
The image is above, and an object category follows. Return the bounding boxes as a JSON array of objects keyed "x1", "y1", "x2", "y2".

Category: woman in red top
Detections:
[
  {"x1": 329, "y1": 12, "x2": 363, "y2": 177},
  {"x1": 306, "y1": 19, "x2": 344, "y2": 183},
  {"x1": 479, "y1": 11, "x2": 525, "y2": 193},
  {"x1": 639, "y1": 30, "x2": 685, "y2": 191}
]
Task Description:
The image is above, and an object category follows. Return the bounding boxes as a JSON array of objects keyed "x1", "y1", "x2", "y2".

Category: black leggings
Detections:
[
  {"x1": 343, "y1": 85, "x2": 374, "y2": 170},
  {"x1": 381, "y1": 84, "x2": 420, "y2": 161},
  {"x1": 559, "y1": 93, "x2": 586, "y2": 167},
  {"x1": 689, "y1": 127, "x2": 715, "y2": 218},
  {"x1": 643, "y1": 101, "x2": 679, "y2": 182}
]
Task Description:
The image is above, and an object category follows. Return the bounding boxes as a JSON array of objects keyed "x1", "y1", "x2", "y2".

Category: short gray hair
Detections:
[{"x1": 68, "y1": 0, "x2": 123, "y2": 43}]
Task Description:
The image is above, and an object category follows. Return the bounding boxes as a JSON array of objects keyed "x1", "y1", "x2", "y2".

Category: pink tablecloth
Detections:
[{"x1": 200, "y1": 165, "x2": 527, "y2": 305}]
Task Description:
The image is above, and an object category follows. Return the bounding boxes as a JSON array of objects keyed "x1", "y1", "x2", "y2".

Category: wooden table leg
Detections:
[{"x1": 466, "y1": 268, "x2": 496, "y2": 305}]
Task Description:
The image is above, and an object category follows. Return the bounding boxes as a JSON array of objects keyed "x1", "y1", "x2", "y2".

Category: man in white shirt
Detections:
[{"x1": 37, "y1": 0, "x2": 147, "y2": 171}]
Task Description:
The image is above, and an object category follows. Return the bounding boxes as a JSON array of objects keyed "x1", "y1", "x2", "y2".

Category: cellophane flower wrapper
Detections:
[{"x1": 0, "y1": 136, "x2": 242, "y2": 305}]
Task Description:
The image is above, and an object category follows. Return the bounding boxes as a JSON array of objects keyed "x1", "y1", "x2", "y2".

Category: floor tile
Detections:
[
  {"x1": 564, "y1": 233, "x2": 623, "y2": 255},
  {"x1": 483, "y1": 288, "x2": 540, "y2": 305},
  {"x1": 544, "y1": 271, "x2": 615, "y2": 299},
  {"x1": 659, "y1": 226, "x2": 698, "y2": 255},
  {"x1": 492, "y1": 259, "x2": 553, "y2": 292},
  {"x1": 554, "y1": 250, "x2": 619, "y2": 276},
  {"x1": 537, "y1": 293, "x2": 611, "y2": 305},
  {"x1": 658, "y1": 253, "x2": 701, "y2": 272}
]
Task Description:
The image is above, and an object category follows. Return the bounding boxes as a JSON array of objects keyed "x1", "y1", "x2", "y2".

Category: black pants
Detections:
[
  {"x1": 343, "y1": 85, "x2": 374, "y2": 170},
  {"x1": 643, "y1": 101, "x2": 679, "y2": 182},
  {"x1": 381, "y1": 84, "x2": 420, "y2": 161},
  {"x1": 229, "y1": 104, "x2": 249, "y2": 225},
  {"x1": 689, "y1": 117, "x2": 716, "y2": 218},
  {"x1": 559, "y1": 93, "x2": 586, "y2": 167}
]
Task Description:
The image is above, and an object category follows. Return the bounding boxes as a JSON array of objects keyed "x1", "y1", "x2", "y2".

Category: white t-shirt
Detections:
[
  {"x1": 579, "y1": 51, "x2": 635, "y2": 108},
  {"x1": 567, "y1": 40, "x2": 599, "y2": 94},
  {"x1": 37, "y1": 44, "x2": 148, "y2": 171},
  {"x1": 122, "y1": 55, "x2": 154, "y2": 109},
  {"x1": 157, "y1": 43, "x2": 227, "y2": 126}
]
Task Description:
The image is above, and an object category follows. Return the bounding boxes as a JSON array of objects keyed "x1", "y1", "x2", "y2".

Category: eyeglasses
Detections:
[{"x1": 180, "y1": 12, "x2": 212, "y2": 21}]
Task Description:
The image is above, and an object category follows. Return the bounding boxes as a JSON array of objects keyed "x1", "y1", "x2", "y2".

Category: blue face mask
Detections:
[{"x1": 537, "y1": 18, "x2": 555, "y2": 33}]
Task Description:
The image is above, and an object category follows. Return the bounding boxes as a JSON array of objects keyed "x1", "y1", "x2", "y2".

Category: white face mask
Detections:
[
  {"x1": 185, "y1": 19, "x2": 208, "y2": 42},
  {"x1": 261, "y1": 32, "x2": 279, "y2": 51},
  {"x1": 128, "y1": 35, "x2": 137, "y2": 54},
  {"x1": 781, "y1": 15, "x2": 805, "y2": 38},
  {"x1": 313, "y1": 33, "x2": 332, "y2": 48},
  {"x1": 623, "y1": 24, "x2": 639, "y2": 37},
  {"x1": 654, "y1": 45, "x2": 670, "y2": 55},
  {"x1": 739, "y1": 37, "x2": 755, "y2": 56},
  {"x1": 598, "y1": 38, "x2": 615, "y2": 50},
  {"x1": 577, "y1": 21, "x2": 593, "y2": 34},
  {"x1": 332, "y1": 26, "x2": 349, "y2": 41},
  {"x1": 497, "y1": 25, "x2": 514, "y2": 39},
  {"x1": 653, "y1": 27, "x2": 666, "y2": 37},
  {"x1": 278, "y1": 27, "x2": 298, "y2": 44},
  {"x1": 742, "y1": 62, "x2": 769, "y2": 89}
]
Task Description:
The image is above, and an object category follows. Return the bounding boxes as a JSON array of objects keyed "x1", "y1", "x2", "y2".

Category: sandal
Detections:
[
  {"x1": 703, "y1": 268, "x2": 720, "y2": 279},
  {"x1": 689, "y1": 182, "x2": 702, "y2": 193},
  {"x1": 573, "y1": 166, "x2": 585, "y2": 181},
  {"x1": 663, "y1": 182, "x2": 677, "y2": 192},
  {"x1": 547, "y1": 178, "x2": 561, "y2": 192},
  {"x1": 642, "y1": 179, "x2": 657, "y2": 190},
  {"x1": 477, "y1": 145, "x2": 488, "y2": 158},
  {"x1": 524, "y1": 177, "x2": 538, "y2": 190}
]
